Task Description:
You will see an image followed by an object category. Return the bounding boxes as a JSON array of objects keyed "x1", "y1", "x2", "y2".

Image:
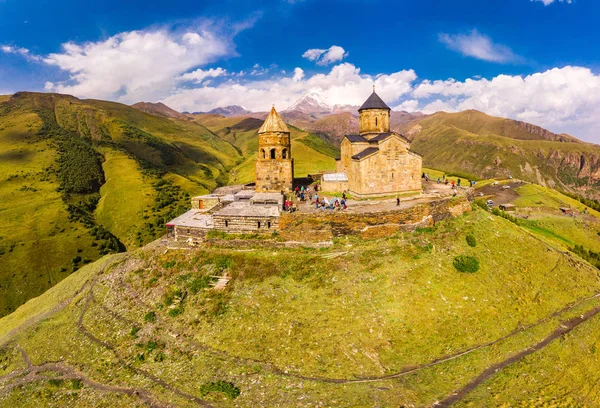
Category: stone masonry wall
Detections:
[
  {"x1": 213, "y1": 215, "x2": 279, "y2": 233},
  {"x1": 278, "y1": 196, "x2": 472, "y2": 241}
]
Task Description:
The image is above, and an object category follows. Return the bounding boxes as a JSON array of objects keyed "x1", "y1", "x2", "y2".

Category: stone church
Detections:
[
  {"x1": 331, "y1": 89, "x2": 422, "y2": 197},
  {"x1": 255, "y1": 106, "x2": 294, "y2": 192}
]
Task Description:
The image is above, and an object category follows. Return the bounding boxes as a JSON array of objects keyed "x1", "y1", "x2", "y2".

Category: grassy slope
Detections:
[
  {"x1": 0, "y1": 109, "x2": 97, "y2": 316},
  {"x1": 3, "y1": 202, "x2": 600, "y2": 406},
  {"x1": 0, "y1": 93, "x2": 243, "y2": 316},
  {"x1": 406, "y1": 111, "x2": 600, "y2": 197},
  {"x1": 94, "y1": 149, "x2": 156, "y2": 248}
]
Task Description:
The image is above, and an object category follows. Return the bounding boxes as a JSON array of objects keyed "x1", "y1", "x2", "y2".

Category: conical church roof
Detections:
[
  {"x1": 359, "y1": 90, "x2": 391, "y2": 111},
  {"x1": 258, "y1": 106, "x2": 290, "y2": 134}
]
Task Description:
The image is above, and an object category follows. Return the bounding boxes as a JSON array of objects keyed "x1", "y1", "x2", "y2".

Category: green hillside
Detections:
[
  {"x1": 407, "y1": 111, "x2": 600, "y2": 197},
  {"x1": 0, "y1": 93, "x2": 339, "y2": 317},
  {"x1": 2, "y1": 194, "x2": 600, "y2": 406}
]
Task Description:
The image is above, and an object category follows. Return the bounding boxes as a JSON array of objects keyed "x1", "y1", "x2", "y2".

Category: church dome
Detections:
[{"x1": 359, "y1": 90, "x2": 391, "y2": 112}]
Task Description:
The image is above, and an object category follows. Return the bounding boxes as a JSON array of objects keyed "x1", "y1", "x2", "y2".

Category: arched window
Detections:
[
  {"x1": 225, "y1": 220, "x2": 229, "y2": 227},
  {"x1": 375, "y1": 117, "x2": 378, "y2": 127},
  {"x1": 257, "y1": 221, "x2": 261, "y2": 229},
  {"x1": 261, "y1": 149, "x2": 266, "y2": 159},
  {"x1": 270, "y1": 149, "x2": 276, "y2": 159},
  {"x1": 282, "y1": 148, "x2": 288, "y2": 159},
  {"x1": 268, "y1": 221, "x2": 271, "y2": 229}
]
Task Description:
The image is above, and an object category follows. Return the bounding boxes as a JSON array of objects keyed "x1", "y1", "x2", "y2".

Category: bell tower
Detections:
[
  {"x1": 255, "y1": 106, "x2": 294, "y2": 192},
  {"x1": 359, "y1": 86, "x2": 391, "y2": 136}
]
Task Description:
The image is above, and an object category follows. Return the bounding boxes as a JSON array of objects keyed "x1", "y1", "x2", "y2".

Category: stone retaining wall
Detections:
[
  {"x1": 213, "y1": 215, "x2": 279, "y2": 233},
  {"x1": 278, "y1": 196, "x2": 472, "y2": 241}
]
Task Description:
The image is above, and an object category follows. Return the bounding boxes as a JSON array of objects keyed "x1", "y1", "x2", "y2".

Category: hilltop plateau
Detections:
[
  {"x1": 2, "y1": 183, "x2": 600, "y2": 406},
  {"x1": 0, "y1": 92, "x2": 337, "y2": 317}
]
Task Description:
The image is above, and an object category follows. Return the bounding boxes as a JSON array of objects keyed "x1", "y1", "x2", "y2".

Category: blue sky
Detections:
[{"x1": 2, "y1": 0, "x2": 600, "y2": 141}]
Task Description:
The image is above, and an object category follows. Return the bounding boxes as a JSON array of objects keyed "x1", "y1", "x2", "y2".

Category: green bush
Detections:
[
  {"x1": 199, "y1": 381, "x2": 241, "y2": 399},
  {"x1": 144, "y1": 311, "x2": 156, "y2": 323},
  {"x1": 130, "y1": 326, "x2": 141, "y2": 337},
  {"x1": 466, "y1": 234, "x2": 477, "y2": 247},
  {"x1": 453, "y1": 255, "x2": 480, "y2": 273}
]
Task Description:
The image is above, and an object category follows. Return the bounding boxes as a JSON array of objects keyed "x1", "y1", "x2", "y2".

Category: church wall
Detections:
[
  {"x1": 346, "y1": 139, "x2": 422, "y2": 196},
  {"x1": 255, "y1": 159, "x2": 294, "y2": 192}
]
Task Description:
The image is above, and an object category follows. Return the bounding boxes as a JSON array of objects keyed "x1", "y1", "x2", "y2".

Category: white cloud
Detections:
[
  {"x1": 302, "y1": 45, "x2": 348, "y2": 66},
  {"x1": 162, "y1": 62, "x2": 416, "y2": 115},
  {"x1": 1, "y1": 45, "x2": 41, "y2": 62},
  {"x1": 411, "y1": 66, "x2": 600, "y2": 140},
  {"x1": 43, "y1": 26, "x2": 235, "y2": 103},
  {"x1": 178, "y1": 67, "x2": 227, "y2": 84},
  {"x1": 439, "y1": 30, "x2": 520, "y2": 63},
  {"x1": 532, "y1": 0, "x2": 572, "y2": 5}
]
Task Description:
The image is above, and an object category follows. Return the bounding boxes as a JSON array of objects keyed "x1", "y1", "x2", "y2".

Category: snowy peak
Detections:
[{"x1": 284, "y1": 93, "x2": 333, "y2": 115}]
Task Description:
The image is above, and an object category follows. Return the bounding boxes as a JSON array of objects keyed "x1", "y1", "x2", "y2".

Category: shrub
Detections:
[
  {"x1": 453, "y1": 255, "x2": 480, "y2": 273},
  {"x1": 130, "y1": 326, "x2": 141, "y2": 337},
  {"x1": 199, "y1": 381, "x2": 241, "y2": 400},
  {"x1": 466, "y1": 234, "x2": 477, "y2": 247},
  {"x1": 144, "y1": 311, "x2": 156, "y2": 323}
]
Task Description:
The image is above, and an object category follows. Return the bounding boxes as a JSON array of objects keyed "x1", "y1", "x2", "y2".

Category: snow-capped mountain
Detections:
[{"x1": 284, "y1": 93, "x2": 333, "y2": 115}]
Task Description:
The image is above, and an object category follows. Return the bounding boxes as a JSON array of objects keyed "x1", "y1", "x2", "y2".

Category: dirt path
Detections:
[
  {"x1": 434, "y1": 303, "x2": 600, "y2": 407},
  {"x1": 76, "y1": 288, "x2": 214, "y2": 408},
  {"x1": 0, "y1": 254, "x2": 126, "y2": 347},
  {"x1": 0, "y1": 346, "x2": 165, "y2": 408}
]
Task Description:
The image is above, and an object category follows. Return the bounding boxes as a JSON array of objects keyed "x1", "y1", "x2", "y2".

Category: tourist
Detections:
[
  {"x1": 437, "y1": 177, "x2": 441, "y2": 184},
  {"x1": 342, "y1": 191, "x2": 346, "y2": 200},
  {"x1": 457, "y1": 178, "x2": 461, "y2": 187},
  {"x1": 341, "y1": 198, "x2": 347, "y2": 210},
  {"x1": 422, "y1": 172, "x2": 425, "y2": 179},
  {"x1": 396, "y1": 196, "x2": 400, "y2": 206},
  {"x1": 451, "y1": 181, "x2": 455, "y2": 188},
  {"x1": 314, "y1": 183, "x2": 319, "y2": 192},
  {"x1": 300, "y1": 192, "x2": 305, "y2": 201}
]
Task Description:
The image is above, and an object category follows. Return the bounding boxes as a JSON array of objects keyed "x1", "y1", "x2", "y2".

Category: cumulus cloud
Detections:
[
  {"x1": 302, "y1": 45, "x2": 348, "y2": 65},
  {"x1": 412, "y1": 66, "x2": 600, "y2": 140},
  {"x1": 162, "y1": 62, "x2": 416, "y2": 115},
  {"x1": 1, "y1": 45, "x2": 41, "y2": 62},
  {"x1": 439, "y1": 30, "x2": 520, "y2": 63},
  {"x1": 43, "y1": 26, "x2": 235, "y2": 103},
  {"x1": 532, "y1": 0, "x2": 572, "y2": 5}
]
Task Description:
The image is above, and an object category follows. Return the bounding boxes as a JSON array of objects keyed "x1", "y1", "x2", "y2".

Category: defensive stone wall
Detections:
[{"x1": 278, "y1": 196, "x2": 472, "y2": 241}]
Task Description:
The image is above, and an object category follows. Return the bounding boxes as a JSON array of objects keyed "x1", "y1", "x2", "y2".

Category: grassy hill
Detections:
[
  {"x1": 2, "y1": 189, "x2": 600, "y2": 406},
  {"x1": 404, "y1": 110, "x2": 600, "y2": 198},
  {"x1": 0, "y1": 92, "x2": 337, "y2": 317}
]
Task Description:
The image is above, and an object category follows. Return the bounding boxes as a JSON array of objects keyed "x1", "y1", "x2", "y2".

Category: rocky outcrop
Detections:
[{"x1": 512, "y1": 119, "x2": 578, "y2": 143}]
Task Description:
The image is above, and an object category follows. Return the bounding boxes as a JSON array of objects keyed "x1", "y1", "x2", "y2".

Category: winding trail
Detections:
[
  {"x1": 435, "y1": 303, "x2": 600, "y2": 406},
  {"x1": 0, "y1": 345, "x2": 166, "y2": 407},
  {"x1": 77, "y1": 287, "x2": 214, "y2": 408}
]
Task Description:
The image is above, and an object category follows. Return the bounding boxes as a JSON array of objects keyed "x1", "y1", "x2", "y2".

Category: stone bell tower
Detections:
[
  {"x1": 255, "y1": 106, "x2": 294, "y2": 192},
  {"x1": 359, "y1": 86, "x2": 391, "y2": 136}
]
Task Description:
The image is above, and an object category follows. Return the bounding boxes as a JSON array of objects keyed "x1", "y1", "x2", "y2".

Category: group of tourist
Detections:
[
  {"x1": 284, "y1": 184, "x2": 350, "y2": 212},
  {"x1": 314, "y1": 193, "x2": 348, "y2": 211}
]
